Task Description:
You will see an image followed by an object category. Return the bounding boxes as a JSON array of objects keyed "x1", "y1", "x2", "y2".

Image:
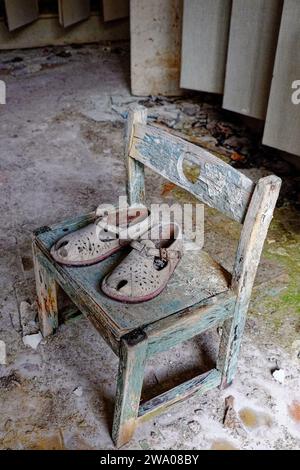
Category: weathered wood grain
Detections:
[
  {"x1": 126, "y1": 106, "x2": 147, "y2": 206},
  {"x1": 131, "y1": 123, "x2": 254, "y2": 223},
  {"x1": 34, "y1": 210, "x2": 96, "y2": 234},
  {"x1": 32, "y1": 240, "x2": 120, "y2": 354},
  {"x1": 180, "y1": 0, "x2": 231, "y2": 93},
  {"x1": 112, "y1": 330, "x2": 148, "y2": 447},
  {"x1": 217, "y1": 175, "x2": 281, "y2": 386},
  {"x1": 145, "y1": 291, "x2": 234, "y2": 357},
  {"x1": 32, "y1": 243, "x2": 59, "y2": 337},
  {"x1": 138, "y1": 369, "x2": 221, "y2": 421},
  {"x1": 223, "y1": 0, "x2": 282, "y2": 120}
]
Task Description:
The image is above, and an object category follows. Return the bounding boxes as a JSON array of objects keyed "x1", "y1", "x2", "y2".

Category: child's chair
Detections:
[{"x1": 32, "y1": 105, "x2": 281, "y2": 447}]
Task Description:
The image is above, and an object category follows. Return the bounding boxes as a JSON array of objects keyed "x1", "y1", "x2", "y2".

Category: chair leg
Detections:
[
  {"x1": 217, "y1": 314, "x2": 247, "y2": 389},
  {"x1": 112, "y1": 329, "x2": 148, "y2": 448},
  {"x1": 32, "y1": 243, "x2": 59, "y2": 337}
]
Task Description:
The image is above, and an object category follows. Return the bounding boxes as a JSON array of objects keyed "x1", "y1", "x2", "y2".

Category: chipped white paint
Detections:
[
  {"x1": 272, "y1": 369, "x2": 285, "y2": 385},
  {"x1": 0, "y1": 80, "x2": 6, "y2": 105},
  {"x1": 0, "y1": 340, "x2": 6, "y2": 364},
  {"x1": 23, "y1": 332, "x2": 43, "y2": 350},
  {"x1": 73, "y1": 386, "x2": 83, "y2": 397}
]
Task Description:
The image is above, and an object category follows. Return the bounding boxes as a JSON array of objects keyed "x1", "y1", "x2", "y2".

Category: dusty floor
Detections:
[{"x1": 0, "y1": 43, "x2": 299, "y2": 450}]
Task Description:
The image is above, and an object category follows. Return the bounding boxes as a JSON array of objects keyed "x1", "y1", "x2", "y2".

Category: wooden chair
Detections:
[{"x1": 32, "y1": 105, "x2": 281, "y2": 447}]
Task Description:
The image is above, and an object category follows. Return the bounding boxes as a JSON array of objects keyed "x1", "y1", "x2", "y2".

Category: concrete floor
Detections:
[{"x1": 0, "y1": 43, "x2": 299, "y2": 450}]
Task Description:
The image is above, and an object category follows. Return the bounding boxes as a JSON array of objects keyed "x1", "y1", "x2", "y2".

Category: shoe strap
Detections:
[
  {"x1": 96, "y1": 215, "x2": 149, "y2": 240},
  {"x1": 130, "y1": 240, "x2": 182, "y2": 261}
]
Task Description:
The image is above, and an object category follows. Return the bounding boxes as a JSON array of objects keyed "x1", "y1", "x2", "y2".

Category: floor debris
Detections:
[
  {"x1": 0, "y1": 340, "x2": 6, "y2": 365},
  {"x1": 73, "y1": 387, "x2": 83, "y2": 397},
  {"x1": 22, "y1": 333, "x2": 43, "y2": 350},
  {"x1": 19, "y1": 301, "x2": 39, "y2": 336},
  {"x1": 223, "y1": 396, "x2": 246, "y2": 436},
  {"x1": 272, "y1": 369, "x2": 286, "y2": 384},
  {"x1": 0, "y1": 372, "x2": 21, "y2": 390}
]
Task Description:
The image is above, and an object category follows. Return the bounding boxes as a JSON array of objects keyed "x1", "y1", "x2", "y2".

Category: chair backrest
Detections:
[
  {"x1": 130, "y1": 122, "x2": 254, "y2": 223},
  {"x1": 125, "y1": 105, "x2": 281, "y2": 298}
]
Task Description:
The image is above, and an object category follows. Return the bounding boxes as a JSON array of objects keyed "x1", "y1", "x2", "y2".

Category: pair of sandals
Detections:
[{"x1": 51, "y1": 205, "x2": 183, "y2": 303}]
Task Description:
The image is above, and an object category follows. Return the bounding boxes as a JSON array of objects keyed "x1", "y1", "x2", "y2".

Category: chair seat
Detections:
[{"x1": 34, "y1": 212, "x2": 232, "y2": 340}]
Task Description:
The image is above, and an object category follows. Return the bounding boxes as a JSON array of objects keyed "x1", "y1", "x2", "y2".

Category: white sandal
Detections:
[
  {"x1": 101, "y1": 223, "x2": 183, "y2": 303},
  {"x1": 50, "y1": 205, "x2": 151, "y2": 266}
]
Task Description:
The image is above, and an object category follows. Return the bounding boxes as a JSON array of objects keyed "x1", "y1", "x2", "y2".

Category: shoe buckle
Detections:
[{"x1": 159, "y1": 248, "x2": 168, "y2": 261}]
